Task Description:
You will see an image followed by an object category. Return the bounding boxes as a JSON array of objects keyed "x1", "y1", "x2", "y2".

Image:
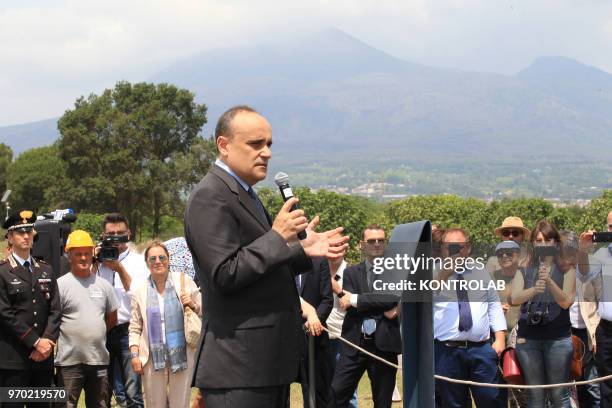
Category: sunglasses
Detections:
[
  {"x1": 496, "y1": 250, "x2": 519, "y2": 258},
  {"x1": 147, "y1": 255, "x2": 168, "y2": 263},
  {"x1": 502, "y1": 229, "x2": 522, "y2": 238},
  {"x1": 365, "y1": 239, "x2": 386, "y2": 245}
]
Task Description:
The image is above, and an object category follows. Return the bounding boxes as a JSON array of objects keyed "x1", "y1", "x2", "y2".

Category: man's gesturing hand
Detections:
[
  {"x1": 300, "y1": 216, "x2": 350, "y2": 258},
  {"x1": 272, "y1": 198, "x2": 308, "y2": 242}
]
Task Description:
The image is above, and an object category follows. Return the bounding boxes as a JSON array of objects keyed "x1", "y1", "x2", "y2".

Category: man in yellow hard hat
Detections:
[{"x1": 55, "y1": 230, "x2": 119, "y2": 407}]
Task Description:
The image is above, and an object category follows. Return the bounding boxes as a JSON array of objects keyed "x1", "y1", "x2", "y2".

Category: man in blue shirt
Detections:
[{"x1": 433, "y1": 228, "x2": 506, "y2": 408}]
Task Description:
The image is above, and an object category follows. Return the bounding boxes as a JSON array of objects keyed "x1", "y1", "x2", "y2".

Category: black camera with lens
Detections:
[
  {"x1": 527, "y1": 310, "x2": 547, "y2": 326},
  {"x1": 534, "y1": 245, "x2": 558, "y2": 258},
  {"x1": 95, "y1": 234, "x2": 129, "y2": 262},
  {"x1": 526, "y1": 303, "x2": 549, "y2": 326}
]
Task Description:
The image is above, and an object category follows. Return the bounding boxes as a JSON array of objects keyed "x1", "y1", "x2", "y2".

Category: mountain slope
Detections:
[
  {"x1": 2, "y1": 29, "x2": 612, "y2": 164},
  {"x1": 0, "y1": 118, "x2": 59, "y2": 155},
  {"x1": 150, "y1": 30, "x2": 612, "y2": 159}
]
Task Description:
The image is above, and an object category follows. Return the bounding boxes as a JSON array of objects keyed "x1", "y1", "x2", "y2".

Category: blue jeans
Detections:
[
  {"x1": 113, "y1": 357, "x2": 126, "y2": 404},
  {"x1": 106, "y1": 324, "x2": 144, "y2": 408},
  {"x1": 434, "y1": 341, "x2": 502, "y2": 408},
  {"x1": 327, "y1": 338, "x2": 358, "y2": 408},
  {"x1": 515, "y1": 336, "x2": 572, "y2": 408}
]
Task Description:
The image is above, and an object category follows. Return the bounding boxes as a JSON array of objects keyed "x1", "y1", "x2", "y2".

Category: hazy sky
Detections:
[{"x1": 2, "y1": 0, "x2": 612, "y2": 126}]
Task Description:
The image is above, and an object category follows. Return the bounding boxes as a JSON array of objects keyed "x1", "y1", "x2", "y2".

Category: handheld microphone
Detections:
[{"x1": 274, "y1": 172, "x2": 307, "y2": 240}]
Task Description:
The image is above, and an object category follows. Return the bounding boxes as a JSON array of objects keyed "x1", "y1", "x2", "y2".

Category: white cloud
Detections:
[{"x1": 1, "y1": 0, "x2": 612, "y2": 125}]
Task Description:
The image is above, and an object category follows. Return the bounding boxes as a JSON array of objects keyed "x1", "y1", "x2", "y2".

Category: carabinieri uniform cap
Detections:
[{"x1": 3, "y1": 210, "x2": 37, "y2": 233}]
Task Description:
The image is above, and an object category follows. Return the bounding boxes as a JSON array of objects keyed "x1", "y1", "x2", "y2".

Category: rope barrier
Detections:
[
  {"x1": 322, "y1": 326, "x2": 400, "y2": 369},
  {"x1": 322, "y1": 327, "x2": 612, "y2": 390},
  {"x1": 434, "y1": 373, "x2": 612, "y2": 390}
]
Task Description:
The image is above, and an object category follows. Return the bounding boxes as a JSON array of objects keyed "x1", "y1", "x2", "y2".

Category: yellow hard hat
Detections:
[{"x1": 65, "y1": 230, "x2": 95, "y2": 250}]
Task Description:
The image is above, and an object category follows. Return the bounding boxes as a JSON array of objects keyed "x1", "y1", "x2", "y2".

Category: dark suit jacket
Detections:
[
  {"x1": 298, "y1": 257, "x2": 333, "y2": 326},
  {"x1": 185, "y1": 164, "x2": 313, "y2": 389},
  {"x1": 341, "y1": 261, "x2": 402, "y2": 356},
  {"x1": 0, "y1": 256, "x2": 60, "y2": 370},
  {"x1": 296, "y1": 256, "x2": 333, "y2": 351}
]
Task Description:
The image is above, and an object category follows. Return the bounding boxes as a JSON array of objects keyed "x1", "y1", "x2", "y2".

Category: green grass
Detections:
[
  {"x1": 76, "y1": 372, "x2": 404, "y2": 407},
  {"x1": 290, "y1": 372, "x2": 404, "y2": 407}
]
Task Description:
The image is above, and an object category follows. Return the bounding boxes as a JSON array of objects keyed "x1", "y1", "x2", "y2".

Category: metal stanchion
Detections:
[
  {"x1": 387, "y1": 221, "x2": 433, "y2": 408},
  {"x1": 308, "y1": 334, "x2": 316, "y2": 408}
]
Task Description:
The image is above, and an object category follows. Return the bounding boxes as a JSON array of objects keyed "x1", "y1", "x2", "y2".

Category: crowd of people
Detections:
[
  {"x1": 0, "y1": 212, "x2": 203, "y2": 408},
  {"x1": 0, "y1": 104, "x2": 611, "y2": 408},
  {"x1": 429, "y1": 214, "x2": 612, "y2": 408}
]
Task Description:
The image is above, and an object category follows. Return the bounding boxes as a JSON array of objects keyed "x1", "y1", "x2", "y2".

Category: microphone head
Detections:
[{"x1": 274, "y1": 172, "x2": 290, "y2": 186}]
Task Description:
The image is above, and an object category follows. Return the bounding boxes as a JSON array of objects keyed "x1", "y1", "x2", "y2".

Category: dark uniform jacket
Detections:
[{"x1": 0, "y1": 255, "x2": 60, "y2": 370}]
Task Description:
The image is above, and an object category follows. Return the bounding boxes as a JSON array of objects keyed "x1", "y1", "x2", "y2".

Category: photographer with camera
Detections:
[
  {"x1": 578, "y1": 210, "x2": 612, "y2": 407},
  {"x1": 96, "y1": 213, "x2": 148, "y2": 408},
  {"x1": 510, "y1": 220, "x2": 575, "y2": 408}
]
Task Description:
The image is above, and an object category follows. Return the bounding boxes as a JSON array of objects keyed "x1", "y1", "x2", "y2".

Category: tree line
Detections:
[
  {"x1": 0, "y1": 81, "x2": 610, "y2": 260},
  {"x1": 1, "y1": 81, "x2": 215, "y2": 236}
]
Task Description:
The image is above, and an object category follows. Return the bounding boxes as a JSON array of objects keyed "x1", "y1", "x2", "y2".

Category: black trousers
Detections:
[
  {"x1": 329, "y1": 338, "x2": 397, "y2": 408},
  {"x1": 202, "y1": 385, "x2": 290, "y2": 408},
  {"x1": 597, "y1": 319, "x2": 612, "y2": 408},
  {"x1": 0, "y1": 368, "x2": 54, "y2": 408}
]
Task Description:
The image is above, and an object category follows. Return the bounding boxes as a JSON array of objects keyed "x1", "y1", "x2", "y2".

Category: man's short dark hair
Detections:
[
  {"x1": 214, "y1": 105, "x2": 258, "y2": 141},
  {"x1": 102, "y1": 213, "x2": 130, "y2": 231}
]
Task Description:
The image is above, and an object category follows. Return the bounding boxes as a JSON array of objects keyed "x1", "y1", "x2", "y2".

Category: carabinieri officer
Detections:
[{"x1": 0, "y1": 210, "x2": 60, "y2": 406}]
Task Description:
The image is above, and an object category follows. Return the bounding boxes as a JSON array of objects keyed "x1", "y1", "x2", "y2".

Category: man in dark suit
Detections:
[
  {"x1": 184, "y1": 105, "x2": 349, "y2": 408},
  {"x1": 330, "y1": 225, "x2": 402, "y2": 408},
  {"x1": 0, "y1": 210, "x2": 61, "y2": 407},
  {"x1": 296, "y1": 257, "x2": 334, "y2": 407}
]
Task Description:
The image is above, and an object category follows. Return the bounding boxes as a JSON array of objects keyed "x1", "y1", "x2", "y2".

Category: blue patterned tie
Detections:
[
  {"x1": 362, "y1": 265, "x2": 377, "y2": 336},
  {"x1": 457, "y1": 274, "x2": 473, "y2": 332},
  {"x1": 362, "y1": 319, "x2": 377, "y2": 336}
]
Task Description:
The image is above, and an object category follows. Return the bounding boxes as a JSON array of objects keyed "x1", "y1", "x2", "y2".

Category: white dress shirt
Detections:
[
  {"x1": 12, "y1": 253, "x2": 33, "y2": 268},
  {"x1": 325, "y1": 261, "x2": 348, "y2": 339},
  {"x1": 433, "y1": 265, "x2": 507, "y2": 342},
  {"x1": 97, "y1": 247, "x2": 150, "y2": 325},
  {"x1": 570, "y1": 301, "x2": 587, "y2": 329}
]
